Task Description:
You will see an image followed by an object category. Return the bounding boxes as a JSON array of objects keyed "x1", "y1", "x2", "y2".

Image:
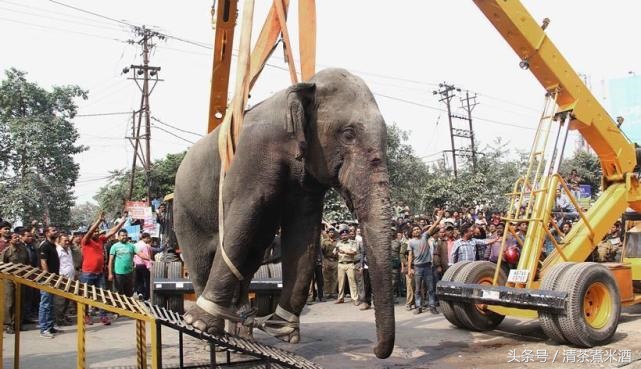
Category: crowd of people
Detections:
[
  {"x1": 315, "y1": 200, "x2": 626, "y2": 315},
  {"x1": 0, "y1": 205, "x2": 170, "y2": 339},
  {"x1": 0, "y1": 178, "x2": 625, "y2": 338}
]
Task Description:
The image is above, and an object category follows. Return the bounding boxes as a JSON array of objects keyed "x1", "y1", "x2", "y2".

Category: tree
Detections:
[
  {"x1": 95, "y1": 152, "x2": 186, "y2": 215},
  {"x1": 322, "y1": 123, "x2": 431, "y2": 222},
  {"x1": 0, "y1": 68, "x2": 87, "y2": 226},
  {"x1": 562, "y1": 150, "x2": 601, "y2": 198},
  {"x1": 69, "y1": 202, "x2": 100, "y2": 229}
]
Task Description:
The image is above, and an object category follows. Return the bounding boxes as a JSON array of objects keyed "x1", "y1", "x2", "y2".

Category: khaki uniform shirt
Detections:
[
  {"x1": 321, "y1": 237, "x2": 338, "y2": 261},
  {"x1": 336, "y1": 239, "x2": 358, "y2": 263},
  {"x1": 1, "y1": 244, "x2": 30, "y2": 265}
]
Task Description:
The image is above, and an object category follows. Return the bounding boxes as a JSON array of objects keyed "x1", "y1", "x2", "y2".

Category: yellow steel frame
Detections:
[
  {"x1": 474, "y1": 0, "x2": 641, "y2": 294},
  {"x1": 0, "y1": 264, "x2": 158, "y2": 369}
]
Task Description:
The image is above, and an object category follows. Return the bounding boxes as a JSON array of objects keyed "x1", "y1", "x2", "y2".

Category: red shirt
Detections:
[{"x1": 81, "y1": 235, "x2": 107, "y2": 273}]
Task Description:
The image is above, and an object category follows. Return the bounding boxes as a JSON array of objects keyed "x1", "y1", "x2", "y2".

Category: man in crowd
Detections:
[
  {"x1": 108, "y1": 229, "x2": 149, "y2": 297},
  {"x1": 335, "y1": 225, "x2": 359, "y2": 305},
  {"x1": 0, "y1": 221, "x2": 11, "y2": 253},
  {"x1": 307, "y1": 238, "x2": 325, "y2": 304},
  {"x1": 408, "y1": 224, "x2": 439, "y2": 315},
  {"x1": 321, "y1": 227, "x2": 338, "y2": 299},
  {"x1": 55, "y1": 233, "x2": 75, "y2": 326},
  {"x1": 400, "y1": 231, "x2": 414, "y2": 310},
  {"x1": 134, "y1": 232, "x2": 154, "y2": 300},
  {"x1": 390, "y1": 229, "x2": 403, "y2": 301},
  {"x1": 81, "y1": 211, "x2": 124, "y2": 325},
  {"x1": 21, "y1": 229, "x2": 40, "y2": 323},
  {"x1": 2, "y1": 232, "x2": 29, "y2": 334},
  {"x1": 39, "y1": 226, "x2": 60, "y2": 338},
  {"x1": 451, "y1": 223, "x2": 498, "y2": 264},
  {"x1": 432, "y1": 226, "x2": 450, "y2": 306}
]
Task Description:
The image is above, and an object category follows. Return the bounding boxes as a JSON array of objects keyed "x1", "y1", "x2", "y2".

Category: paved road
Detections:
[{"x1": 3, "y1": 299, "x2": 641, "y2": 368}]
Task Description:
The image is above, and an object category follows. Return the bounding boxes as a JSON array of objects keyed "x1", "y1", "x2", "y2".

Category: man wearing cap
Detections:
[
  {"x1": 321, "y1": 227, "x2": 338, "y2": 299},
  {"x1": 335, "y1": 225, "x2": 359, "y2": 304}
]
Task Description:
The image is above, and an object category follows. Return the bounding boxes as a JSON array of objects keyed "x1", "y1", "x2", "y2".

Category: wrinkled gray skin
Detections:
[{"x1": 174, "y1": 68, "x2": 394, "y2": 359}]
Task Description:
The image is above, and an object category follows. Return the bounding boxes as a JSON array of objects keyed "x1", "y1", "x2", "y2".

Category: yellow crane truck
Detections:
[{"x1": 437, "y1": 0, "x2": 641, "y2": 347}]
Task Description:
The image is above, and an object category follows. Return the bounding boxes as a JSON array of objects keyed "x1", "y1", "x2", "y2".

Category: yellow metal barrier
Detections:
[
  {"x1": 0, "y1": 262, "x2": 324, "y2": 369},
  {"x1": 0, "y1": 262, "x2": 158, "y2": 369}
]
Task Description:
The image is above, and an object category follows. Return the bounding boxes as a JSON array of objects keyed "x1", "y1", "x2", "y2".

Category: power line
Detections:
[
  {"x1": 151, "y1": 117, "x2": 203, "y2": 137},
  {"x1": 0, "y1": 16, "x2": 128, "y2": 43},
  {"x1": 151, "y1": 125, "x2": 195, "y2": 145},
  {"x1": 0, "y1": 0, "x2": 120, "y2": 27},
  {"x1": 373, "y1": 91, "x2": 536, "y2": 131},
  {"x1": 49, "y1": 0, "x2": 136, "y2": 28},
  {"x1": 75, "y1": 111, "x2": 131, "y2": 117},
  {"x1": 0, "y1": 4, "x2": 129, "y2": 33}
]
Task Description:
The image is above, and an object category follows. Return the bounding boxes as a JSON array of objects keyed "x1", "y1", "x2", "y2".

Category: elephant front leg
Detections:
[
  {"x1": 258, "y1": 192, "x2": 324, "y2": 343},
  {"x1": 184, "y1": 199, "x2": 278, "y2": 335}
]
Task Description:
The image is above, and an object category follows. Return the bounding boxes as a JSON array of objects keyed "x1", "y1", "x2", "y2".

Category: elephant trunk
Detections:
[{"x1": 348, "y1": 168, "x2": 395, "y2": 359}]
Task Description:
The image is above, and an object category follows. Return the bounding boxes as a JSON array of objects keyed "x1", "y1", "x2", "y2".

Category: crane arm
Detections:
[{"x1": 473, "y1": 0, "x2": 636, "y2": 182}]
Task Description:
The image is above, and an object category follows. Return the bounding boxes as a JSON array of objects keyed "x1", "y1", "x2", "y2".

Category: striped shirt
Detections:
[{"x1": 450, "y1": 238, "x2": 491, "y2": 263}]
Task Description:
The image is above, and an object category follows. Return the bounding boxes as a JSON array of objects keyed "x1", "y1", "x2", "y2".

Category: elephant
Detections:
[{"x1": 173, "y1": 68, "x2": 395, "y2": 359}]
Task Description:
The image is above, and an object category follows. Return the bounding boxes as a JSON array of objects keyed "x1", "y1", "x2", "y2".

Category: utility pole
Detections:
[
  {"x1": 123, "y1": 26, "x2": 164, "y2": 204},
  {"x1": 460, "y1": 90, "x2": 479, "y2": 171},
  {"x1": 434, "y1": 83, "x2": 459, "y2": 177},
  {"x1": 434, "y1": 82, "x2": 478, "y2": 176}
]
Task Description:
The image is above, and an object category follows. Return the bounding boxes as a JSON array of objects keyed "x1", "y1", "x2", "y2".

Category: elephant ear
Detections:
[{"x1": 285, "y1": 82, "x2": 316, "y2": 161}]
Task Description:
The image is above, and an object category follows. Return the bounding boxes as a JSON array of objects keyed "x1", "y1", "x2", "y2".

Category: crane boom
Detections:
[{"x1": 474, "y1": 0, "x2": 635, "y2": 182}]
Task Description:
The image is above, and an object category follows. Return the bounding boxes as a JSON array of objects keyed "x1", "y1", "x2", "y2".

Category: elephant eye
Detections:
[{"x1": 341, "y1": 128, "x2": 356, "y2": 144}]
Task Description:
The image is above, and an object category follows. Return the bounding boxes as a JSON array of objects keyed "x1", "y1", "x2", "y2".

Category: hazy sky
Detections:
[{"x1": 1, "y1": 1, "x2": 639, "y2": 205}]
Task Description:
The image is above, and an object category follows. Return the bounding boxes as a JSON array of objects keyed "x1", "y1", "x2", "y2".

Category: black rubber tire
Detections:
[
  {"x1": 453, "y1": 261, "x2": 506, "y2": 331},
  {"x1": 539, "y1": 262, "x2": 575, "y2": 344},
  {"x1": 556, "y1": 263, "x2": 621, "y2": 347},
  {"x1": 167, "y1": 262, "x2": 184, "y2": 314},
  {"x1": 438, "y1": 261, "x2": 472, "y2": 328},
  {"x1": 151, "y1": 261, "x2": 167, "y2": 307}
]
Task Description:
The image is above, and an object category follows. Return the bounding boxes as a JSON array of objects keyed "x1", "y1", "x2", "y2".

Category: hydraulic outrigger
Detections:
[{"x1": 437, "y1": 0, "x2": 641, "y2": 347}]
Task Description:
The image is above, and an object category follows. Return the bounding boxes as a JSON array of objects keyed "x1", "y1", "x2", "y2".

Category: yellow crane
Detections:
[{"x1": 438, "y1": 0, "x2": 641, "y2": 347}]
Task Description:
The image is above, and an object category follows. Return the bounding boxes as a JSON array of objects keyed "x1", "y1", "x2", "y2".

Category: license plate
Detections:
[
  {"x1": 508, "y1": 269, "x2": 530, "y2": 283},
  {"x1": 482, "y1": 290, "x2": 500, "y2": 300}
]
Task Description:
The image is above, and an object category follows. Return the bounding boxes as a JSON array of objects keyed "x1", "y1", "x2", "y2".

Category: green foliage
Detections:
[
  {"x1": 561, "y1": 150, "x2": 601, "y2": 198},
  {"x1": 69, "y1": 202, "x2": 100, "y2": 229},
  {"x1": 0, "y1": 68, "x2": 87, "y2": 226},
  {"x1": 95, "y1": 152, "x2": 186, "y2": 215}
]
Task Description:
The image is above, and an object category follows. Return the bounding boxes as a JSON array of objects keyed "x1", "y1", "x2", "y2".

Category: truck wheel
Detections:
[
  {"x1": 439, "y1": 261, "x2": 471, "y2": 328},
  {"x1": 167, "y1": 262, "x2": 184, "y2": 314},
  {"x1": 453, "y1": 261, "x2": 506, "y2": 331},
  {"x1": 151, "y1": 262, "x2": 167, "y2": 308},
  {"x1": 253, "y1": 264, "x2": 270, "y2": 279},
  {"x1": 539, "y1": 262, "x2": 574, "y2": 344},
  {"x1": 557, "y1": 263, "x2": 621, "y2": 347}
]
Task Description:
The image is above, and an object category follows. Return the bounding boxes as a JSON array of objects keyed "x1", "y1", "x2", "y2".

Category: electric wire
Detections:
[
  {"x1": 151, "y1": 125, "x2": 195, "y2": 145},
  {"x1": 151, "y1": 117, "x2": 203, "y2": 137}
]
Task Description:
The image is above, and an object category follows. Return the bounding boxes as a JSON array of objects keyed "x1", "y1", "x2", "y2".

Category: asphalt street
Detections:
[{"x1": 3, "y1": 298, "x2": 641, "y2": 369}]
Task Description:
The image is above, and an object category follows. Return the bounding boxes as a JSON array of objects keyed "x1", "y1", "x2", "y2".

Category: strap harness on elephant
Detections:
[{"x1": 196, "y1": 0, "x2": 316, "y2": 331}]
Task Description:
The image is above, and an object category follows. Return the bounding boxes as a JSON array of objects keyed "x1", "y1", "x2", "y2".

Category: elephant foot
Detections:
[
  {"x1": 184, "y1": 304, "x2": 225, "y2": 334},
  {"x1": 249, "y1": 305, "x2": 300, "y2": 343}
]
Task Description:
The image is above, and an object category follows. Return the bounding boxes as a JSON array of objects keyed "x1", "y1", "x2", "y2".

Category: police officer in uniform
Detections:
[
  {"x1": 2, "y1": 232, "x2": 29, "y2": 333},
  {"x1": 321, "y1": 228, "x2": 338, "y2": 299},
  {"x1": 334, "y1": 225, "x2": 359, "y2": 304}
]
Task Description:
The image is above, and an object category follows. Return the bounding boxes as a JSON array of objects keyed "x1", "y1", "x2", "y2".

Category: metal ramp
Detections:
[{"x1": 0, "y1": 262, "x2": 323, "y2": 369}]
